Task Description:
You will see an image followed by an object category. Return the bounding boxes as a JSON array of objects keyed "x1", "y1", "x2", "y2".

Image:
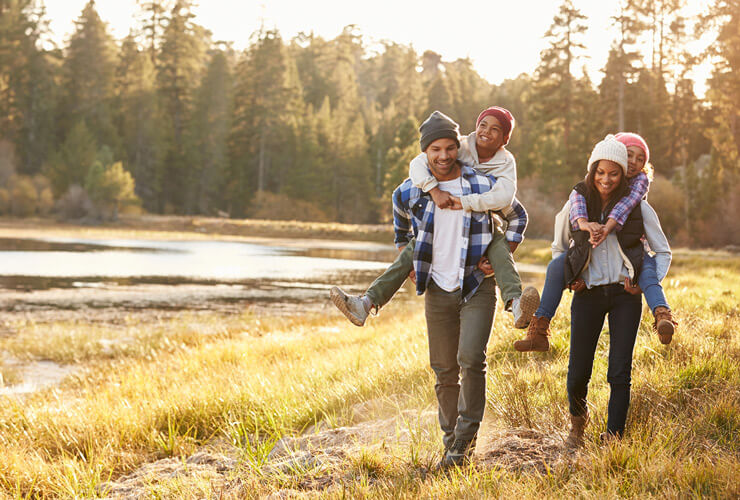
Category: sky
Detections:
[{"x1": 41, "y1": 0, "x2": 714, "y2": 96}]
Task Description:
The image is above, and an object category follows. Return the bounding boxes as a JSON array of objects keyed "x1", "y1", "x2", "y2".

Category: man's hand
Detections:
[
  {"x1": 430, "y1": 187, "x2": 453, "y2": 209},
  {"x1": 624, "y1": 277, "x2": 642, "y2": 295},
  {"x1": 477, "y1": 256, "x2": 494, "y2": 277},
  {"x1": 568, "y1": 278, "x2": 586, "y2": 293},
  {"x1": 447, "y1": 195, "x2": 463, "y2": 210},
  {"x1": 508, "y1": 241, "x2": 519, "y2": 253},
  {"x1": 408, "y1": 268, "x2": 417, "y2": 284}
]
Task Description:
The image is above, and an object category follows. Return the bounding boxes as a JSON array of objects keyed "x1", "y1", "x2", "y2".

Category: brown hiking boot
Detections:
[
  {"x1": 653, "y1": 306, "x2": 677, "y2": 345},
  {"x1": 513, "y1": 316, "x2": 550, "y2": 352},
  {"x1": 565, "y1": 414, "x2": 588, "y2": 449}
]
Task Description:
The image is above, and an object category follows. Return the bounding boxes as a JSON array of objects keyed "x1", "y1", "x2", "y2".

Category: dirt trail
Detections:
[{"x1": 99, "y1": 399, "x2": 573, "y2": 498}]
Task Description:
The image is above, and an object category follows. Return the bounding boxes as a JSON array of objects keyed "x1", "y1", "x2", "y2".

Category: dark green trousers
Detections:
[{"x1": 365, "y1": 225, "x2": 522, "y2": 307}]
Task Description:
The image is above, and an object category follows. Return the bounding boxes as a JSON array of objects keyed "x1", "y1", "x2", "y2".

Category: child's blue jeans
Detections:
[{"x1": 535, "y1": 253, "x2": 669, "y2": 319}]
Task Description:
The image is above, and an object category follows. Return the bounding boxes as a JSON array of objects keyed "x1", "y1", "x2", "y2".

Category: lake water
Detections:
[{"x1": 0, "y1": 236, "x2": 544, "y2": 317}]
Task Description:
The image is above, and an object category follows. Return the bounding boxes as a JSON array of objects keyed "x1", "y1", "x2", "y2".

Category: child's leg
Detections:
[
  {"x1": 637, "y1": 254, "x2": 669, "y2": 313},
  {"x1": 485, "y1": 227, "x2": 521, "y2": 306},
  {"x1": 534, "y1": 253, "x2": 568, "y2": 320},
  {"x1": 365, "y1": 238, "x2": 415, "y2": 308},
  {"x1": 513, "y1": 252, "x2": 567, "y2": 352}
]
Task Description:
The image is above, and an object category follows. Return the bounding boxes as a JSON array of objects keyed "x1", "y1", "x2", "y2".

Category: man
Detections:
[{"x1": 391, "y1": 111, "x2": 523, "y2": 468}]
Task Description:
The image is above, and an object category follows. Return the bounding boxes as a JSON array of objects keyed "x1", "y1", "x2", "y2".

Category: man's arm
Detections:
[
  {"x1": 392, "y1": 186, "x2": 414, "y2": 249},
  {"x1": 552, "y1": 201, "x2": 571, "y2": 259}
]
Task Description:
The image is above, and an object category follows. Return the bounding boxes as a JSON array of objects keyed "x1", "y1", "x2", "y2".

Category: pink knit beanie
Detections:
[
  {"x1": 615, "y1": 132, "x2": 650, "y2": 164},
  {"x1": 475, "y1": 106, "x2": 515, "y2": 145}
]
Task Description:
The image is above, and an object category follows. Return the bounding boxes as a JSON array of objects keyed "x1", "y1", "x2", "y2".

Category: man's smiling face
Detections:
[{"x1": 426, "y1": 137, "x2": 460, "y2": 181}]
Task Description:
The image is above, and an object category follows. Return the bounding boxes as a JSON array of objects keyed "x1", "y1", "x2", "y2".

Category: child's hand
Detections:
[
  {"x1": 508, "y1": 241, "x2": 519, "y2": 253},
  {"x1": 477, "y1": 256, "x2": 494, "y2": 277},
  {"x1": 408, "y1": 269, "x2": 417, "y2": 284},
  {"x1": 590, "y1": 226, "x2": 608, "y2": 247},
  {"x1": 430, "y1": 187, "x2": 453, "y2": 209},
  {"x1": 623, "y1": 278, "x2": 642, "y2": 295},
  {"x1": 448, "y1": 195, "x2": 463, "y2": 210}
]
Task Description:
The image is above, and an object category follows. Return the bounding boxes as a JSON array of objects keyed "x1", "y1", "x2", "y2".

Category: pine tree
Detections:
[
  {"x1": 530, "y1": 0, "x2": 591, "y2": 185},
  {"x1": 187, "y1": 46, "x2": 234, "y2": 214},
  {"x1": 62, "y1": 0, "x2": 119, "y2": 154},
  {"x1": 116, "y1": 32, "x2": 163, "y2": 211},
  {"x1": 156, "y1": 0, "x2": 207, "y2": 212},
  {"x1": 0, "y1": 0, "x2": 58, "y2": 174}
]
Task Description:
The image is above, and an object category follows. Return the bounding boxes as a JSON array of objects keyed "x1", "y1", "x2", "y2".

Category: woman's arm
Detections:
[{"x1": 640, "y1": 201, "x2": 671, "y2": 281}]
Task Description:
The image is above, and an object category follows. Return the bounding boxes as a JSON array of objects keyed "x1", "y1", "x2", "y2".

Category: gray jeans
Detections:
[{"x1": 424, "y1": 277, "x2": 496, "y2": 448}]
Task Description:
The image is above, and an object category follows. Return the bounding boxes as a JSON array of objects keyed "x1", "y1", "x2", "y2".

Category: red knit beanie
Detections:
[
  {"x1": 475, "y1": 106, "x2": 515, "y2": 145},
  {"x1": 614, "y1": 132, "x2": 650, "y2": 164}
]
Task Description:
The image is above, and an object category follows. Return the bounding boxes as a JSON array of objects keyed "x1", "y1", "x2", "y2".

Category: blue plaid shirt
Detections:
[{"x1": 392, "y1": 164, "x2": 527, "y2": 302}]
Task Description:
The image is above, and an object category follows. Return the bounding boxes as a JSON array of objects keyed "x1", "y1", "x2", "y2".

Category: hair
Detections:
[
  {"x1": 643, "y1": 162, "x2": 654, "y2": 182},
  {"x1": 585, "y1": 160, "x2": 629, "y2": 206}
]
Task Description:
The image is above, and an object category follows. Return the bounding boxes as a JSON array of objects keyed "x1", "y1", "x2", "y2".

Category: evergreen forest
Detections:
[{"x1": 1, "y1": 0, "x2": 738, "y2": 246}]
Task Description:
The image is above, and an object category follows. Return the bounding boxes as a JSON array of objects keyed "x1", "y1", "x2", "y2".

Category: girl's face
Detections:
[
  {"x1": 593, "y1": 160, "x2": 624, "y2": 197},
  {"x1": 626, "y1": 146, "x2": 647, "y2": 178}
]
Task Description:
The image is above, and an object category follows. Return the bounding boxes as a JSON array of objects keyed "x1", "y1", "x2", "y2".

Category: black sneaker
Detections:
[{"x1": 438, "y1": 436, "x2": 477, "y2": 470}]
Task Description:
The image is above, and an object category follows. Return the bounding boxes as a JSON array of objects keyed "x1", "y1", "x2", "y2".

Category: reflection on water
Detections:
[
  {"x1": 0, "y1": 236, "x2": 544, "y2": 315},
  {"x1": 0, "y1": 237, "x2": 391, "y2": 285}
]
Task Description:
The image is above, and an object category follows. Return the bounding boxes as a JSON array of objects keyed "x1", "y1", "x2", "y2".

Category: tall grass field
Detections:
[{"x1": 0, "y1": 231, "x2": 738, "y2": 498}]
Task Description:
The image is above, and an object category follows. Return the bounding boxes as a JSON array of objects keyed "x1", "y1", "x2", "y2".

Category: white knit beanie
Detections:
[{"x1": 587, "y1": 134, "x2": 628, "y2": 175}]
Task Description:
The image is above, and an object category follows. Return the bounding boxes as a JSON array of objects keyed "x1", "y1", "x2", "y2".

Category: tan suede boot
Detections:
[
  {"x1": 513, "y1": 316, "x2": 551, "y2": 352},
  {"x1": 653, "y1": 307, "x2": 677, "y2": 345},
  {"x1": 565, "y1": 414, "x2": 588, "y2": 449}
]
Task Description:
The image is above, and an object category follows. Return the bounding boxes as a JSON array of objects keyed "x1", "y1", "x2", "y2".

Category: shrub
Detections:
[
  {"x1": 0, "y1": 187, "x2": 9, "y2": 214},
  {"x1": 10, "y1": 176, "x2": 38, "y2": 216},
  {"x1": 55, "y1": 185, "x2": 94, "y2": 220},
  {"x1": 248, "y1": 191, "x2": 332, "y2": 222}
]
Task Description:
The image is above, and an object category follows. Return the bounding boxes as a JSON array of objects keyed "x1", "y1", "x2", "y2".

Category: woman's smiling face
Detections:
[{"x1": 593, "y1": 160, "x2": 624, "y2": 197}]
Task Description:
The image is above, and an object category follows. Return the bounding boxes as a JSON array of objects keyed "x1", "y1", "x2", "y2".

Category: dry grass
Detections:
[{"x1": 0, "y1": 236, "x2": 738, "y2": 498}]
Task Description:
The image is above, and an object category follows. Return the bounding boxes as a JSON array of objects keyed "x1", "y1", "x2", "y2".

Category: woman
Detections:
[
  {"x1": 551, "y1": 135, "x2": 671, "y2": 445},
  {"x1": 514, "y1": 131, "x2": 676, "y2": 352}
]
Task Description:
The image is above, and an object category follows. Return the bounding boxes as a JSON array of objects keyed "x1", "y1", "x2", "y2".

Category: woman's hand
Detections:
[{"x1": 623, "y1": 278, "x2": 642, "y2": 295}]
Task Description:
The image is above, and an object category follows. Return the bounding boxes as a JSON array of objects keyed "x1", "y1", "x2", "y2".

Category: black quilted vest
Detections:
[{"x1": 564, "y1": 181, "x2": 645, "y2": 285}]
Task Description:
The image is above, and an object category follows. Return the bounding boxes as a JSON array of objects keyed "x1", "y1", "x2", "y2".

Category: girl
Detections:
[{"x1": 514, "y1": 132, "x2": 677, "y2": 352}]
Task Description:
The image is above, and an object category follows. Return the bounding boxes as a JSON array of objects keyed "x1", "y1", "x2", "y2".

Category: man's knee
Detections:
[
  {"x1": 457, "y1": 348, "x2": 486, "y2": 373},
  {"x1": 431, "y1": 364, "x2": 459, "y2": 385}
]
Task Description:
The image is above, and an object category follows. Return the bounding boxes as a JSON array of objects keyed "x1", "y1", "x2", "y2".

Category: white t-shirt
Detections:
[{"x1": 431, "y1": 177, "x2": 464, "y2": 292}]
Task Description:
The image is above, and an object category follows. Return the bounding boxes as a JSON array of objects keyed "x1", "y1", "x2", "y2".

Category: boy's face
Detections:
[
  {"x1": 626, "y1": 146, "x2": 646, "y2": 178},
  {"x1": 475, "y1": 115, "x2": 505, "y2": 152},
  {"x1": 426, "y1": 137, "x2": 460, "y2": 181}
]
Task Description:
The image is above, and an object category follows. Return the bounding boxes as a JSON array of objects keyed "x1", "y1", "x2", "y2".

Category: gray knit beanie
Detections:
[
  {"x1": 419, "y1": 111, "x2": 460, "y2": 152},
  {"x1": 587, "y1": 134, "x2": 628, "y2": 175}
]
